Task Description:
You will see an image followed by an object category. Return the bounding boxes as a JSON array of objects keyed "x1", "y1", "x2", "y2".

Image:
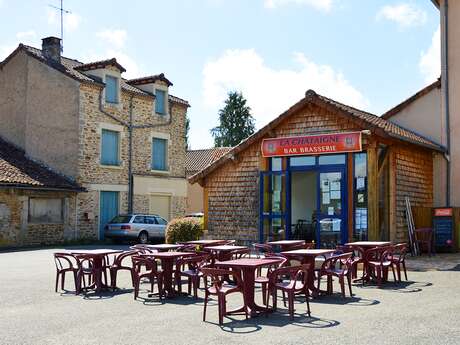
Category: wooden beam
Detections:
[
  {"x1": 367, "y1": 142, "x2": 379, "y2": 240},
  {"x1": 203, "y1": 187, "x2": 209, "y2": 230}
]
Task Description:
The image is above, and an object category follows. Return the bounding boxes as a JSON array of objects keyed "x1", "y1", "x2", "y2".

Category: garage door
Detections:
[{"x1": 149, "y1": 195, "x2": 171, "y2": 221}]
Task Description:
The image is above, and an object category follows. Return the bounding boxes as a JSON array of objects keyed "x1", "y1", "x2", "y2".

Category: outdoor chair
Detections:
[
  {"x1": 267, "y1": 264, "x2": 312, "y2": 320},
  {"x1": 222, "y1": 240, "x2": 236, "y2": 245},
  {"x1": 230, "y1": 247, "x2": 251, "y2": 260},
  {"x1": 53, "y1": 253, "x2": 81, "y2": 294},
  {"x1": 365, "y1": 246, "x2": 397, "y2": 287},
  {"x1": 317, "y1": 252, "x2": 353, "y2": 298},
  {"x1": 108, "y1": 250, "x2": 138, "y2": 289},
  {"x1": 131, "y1": 255, "x2": 163, "y2": 300},
  {"x1": 391, "y1": 243, "x2": 409, "y2": 282},
  {"x1": 414, "y1": 228, "x2": 434, "y2": 256},
  {"x1": 335, "y1": 244, "x2": 365, "y2": 279},
  {"x1": 284, "y1": 242, "x2": 315, "y2": 251},
  {"x1": 252, "y1": 243, "x2": 274, "y2": 258},
  {"x1": 255, "y1": 254, "x2": 288, "y2": 306},
  {"x1": 175, "y1": 255, "x2": 210, "y2": 298},
  {"x1": 74, "y1": 254, "x2": 104, "y2": 294},
  {"x1": 201, "y1": 267, "x2": 248, "y2": 325}
]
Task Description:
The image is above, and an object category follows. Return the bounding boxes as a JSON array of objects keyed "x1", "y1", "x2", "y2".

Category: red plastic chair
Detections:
[
  {"x1": 108, "y1": 250, "x2": 138, "y2": 289},
  {"x1": 391, "y1": 243, "x2": 409, "y2": 282},
  {"x1": 53, "y1": 253, "x2": 81, "y2": 294},
  {"x1": 267, "y1": 264, "x2": 312, "y2": 320},
  {"x1": 74, "y1": 254, "x2": 105, "y2": 293},
  {"x1": 252, "y1": 243, "x2": 274, "y2": 258},
  {"x1": 317, "y1": 252, "x2": 353, "y2": 297},
  {"x1": 222, "y1": 240, "x2": 236, "y2": 245},
  {"x1": 230, "y1": 247, "x2": 250, "y2": 260},
  {"x1": 131, "y1": 256, "x2": 163, "y2": 300},
  {"x1": 284, "y1": 242, "x2": 314, "y2": 251},
  {"x1": 335, "y1": 244, "x2": 365, "y2": 279},
  {"x1": 414, "y1": 228, "x2": 434, "y2": 256},
  {"x1": 365, "y1": 246, "x2": 397, "y2": 287},
  {"x1": 201, "y1": 267, "x2": 248, "y2": 325},
  {"x1": 255, "y1": 254, "x2": 288, "y2": 306},
  {"x1": 175, "y1": 255, "x2": 210, "y2": 298}
]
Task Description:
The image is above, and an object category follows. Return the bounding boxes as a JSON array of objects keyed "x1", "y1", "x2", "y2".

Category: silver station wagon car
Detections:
[{"x1": 104, "y1": 214, "x2": 168, "y2": 244}]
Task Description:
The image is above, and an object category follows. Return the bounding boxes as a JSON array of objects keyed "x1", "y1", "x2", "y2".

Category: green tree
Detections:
[
  {"x1": 211, "y1": 91, "x2": 255, "y2": 147},
  {"x1": 185, "y1": 115, "x2": 190, "y2": 150}
]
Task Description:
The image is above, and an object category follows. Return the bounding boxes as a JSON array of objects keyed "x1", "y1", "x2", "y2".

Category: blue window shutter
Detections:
[
  {"x1": 101, "y1": 129, "x2": 119, "y2": 165},
  {"x1": 152, "y1": 138, "x2": 167, "y2": 170},
  {"x1": 105, "y1": 76, "x2": 118, "y2": 103},
  {"x1": 155, "y1": 89, "x2": 166, "y2": 114}
]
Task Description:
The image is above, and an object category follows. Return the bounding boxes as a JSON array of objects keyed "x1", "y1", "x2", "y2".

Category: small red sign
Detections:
[
  {"x1": 434, "y1": 208, "x2": 453, "y2": 217},
  {"x1": 261, "y1": 132, "x2": 362, "y2": 157}
]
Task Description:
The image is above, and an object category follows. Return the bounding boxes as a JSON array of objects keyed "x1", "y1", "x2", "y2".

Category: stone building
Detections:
[
  {"x1": 0, "y1": 36, "x2": 189, "y2": 246},
  {"x1": 186, "y1": 147, "x2": 231, "y2": 213}
]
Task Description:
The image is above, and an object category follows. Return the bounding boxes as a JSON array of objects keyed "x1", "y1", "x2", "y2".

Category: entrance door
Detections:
[
  {"x1": 259, "y1": 171, "x2": 290, "y2": 242},
  {"x1": 317, "y1": 170, "x2": 347, "y2": 248},
  {"x1": 100, "y1": 191, "x2": 119, "y2": 240}
]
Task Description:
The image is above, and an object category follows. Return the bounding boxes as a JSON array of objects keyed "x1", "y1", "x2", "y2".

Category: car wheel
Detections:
[{"x1": 138, "y1": 231, "x2": 149, "y2": 244}]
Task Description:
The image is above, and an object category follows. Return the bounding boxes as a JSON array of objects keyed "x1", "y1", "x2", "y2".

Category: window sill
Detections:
[
  {"x1": 150, "y1": 169, "x2": 170, "y2": 175},
  {"x1": 100, "y1": 164, "x2": 123, "y2": 170}
]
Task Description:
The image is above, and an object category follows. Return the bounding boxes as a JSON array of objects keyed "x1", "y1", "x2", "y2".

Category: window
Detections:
[
  {"x1": 290, "y1": 156, "x2": 316, "y2": 167},
  {"x1": 133, "y1": 216, "x2": 146, "y2": 224},
  {"x1": 105, "y1": 75, "x2": 118, "y2": 104},
  {"x1": 319, "y1": 154, "x2": 346, "y2": 165},
  {"x1": 155, "y1": 216, "x2": 167, "y2": 225},
  {"x1": 152, "y1": 138, "x2": 167, "y2": 171},
  {"x1": 270, "y1": 157, "x2": 282, "y2": 171},
  {"x1": 28, "y1": 198, "x2": 63, "y2": 223},
  {"x1": 155, "y1": 89, "x2": 166, "y2": 115},
  {"x1": 145, "y1": 216, "x2": 157, "y2": 224},
  {"x1": 354, "y1": 152, "x2": 368, "y2": 241},
  {"x1": 101, "y1": 129, "x2": 120, "y2": 165}
]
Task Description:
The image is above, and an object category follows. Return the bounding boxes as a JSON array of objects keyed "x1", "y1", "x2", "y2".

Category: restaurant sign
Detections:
[{"x1": 261, "y1": 132, "x2": 362, "y2": 157}]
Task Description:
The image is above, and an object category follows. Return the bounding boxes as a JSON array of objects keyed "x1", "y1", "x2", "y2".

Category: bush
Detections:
[{"x1": 165, "y1": 217, "x2": 203, "y2": 244}]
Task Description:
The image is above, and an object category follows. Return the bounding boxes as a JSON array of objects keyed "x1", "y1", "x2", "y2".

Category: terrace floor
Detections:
[{"x1": 1, "y1": 246, "x2": 459, "y2": 345}]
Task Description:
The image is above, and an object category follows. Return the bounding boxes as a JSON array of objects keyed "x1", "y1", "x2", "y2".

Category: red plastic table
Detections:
[
  {"x1": 216, "y1": 257, "x2": 284, "y2": 317},
  {"x1": 205, "y1": 245, "x2": 248, "y2": 261},
  {"x1": 345, "y1": 241, "x2": 392, "y2": 282},
  {"x1": 144, "y1": 244, "x2": 182, "y2": 252},
  {"x1": 268, "y1": 240, "x2": 305, "y2": 251},
  {"x1": 141, "y1": 251, "x2": 196, "y2": 298},
  {"x1": 187, "y1": 239, "x2": 228, "y2": 247},
  {"x1": 281, "y1": 249, "x2": 335, "y2": 297},
  {"x1": 67, "y1": 249, "x2": 123, "y2": 293}
]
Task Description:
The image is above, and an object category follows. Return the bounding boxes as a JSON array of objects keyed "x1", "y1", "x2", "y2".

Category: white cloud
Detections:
[
  {"x1": 16, "y1": 30, "x2": 36, "y2": 40},
  {"x1": 96, "y1": 29, "x2": 128, "y2": 49},
  {"x1": 264, "y1": 0, "x2": 333, "y2": 11},
  {"x1": 81, "y1": 50, "x2": 142, "y2": 79},
  {"x1": 420, "y1": 26, "x2": 441, "y2": 83},
  {"x1": 47, "y1": 9, "x2": 81, "y2": 32},
  {"x1": 0, "y1": 30, "x2": 38, "y2": 61},
  {"x1": 377, "y1": 3, "x2": 427, "y2": 28},
  {"x1": 202, "y1": 49, "x2": 368, "y2": 129}
]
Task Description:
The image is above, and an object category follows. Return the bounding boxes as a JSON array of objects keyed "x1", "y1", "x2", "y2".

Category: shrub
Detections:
[{"x1": 165, "y1": 217, "x2": 203, "y2": 244}]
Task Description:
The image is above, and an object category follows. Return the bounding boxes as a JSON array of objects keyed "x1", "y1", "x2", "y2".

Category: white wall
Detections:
[{"x1": 291, "y1": 171, "x2": 317, "y2": 225}]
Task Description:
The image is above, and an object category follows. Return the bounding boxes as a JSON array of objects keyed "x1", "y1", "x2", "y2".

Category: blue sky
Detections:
[{"x1": 0, "y1": 0, "x2": 440, "y2": 149}]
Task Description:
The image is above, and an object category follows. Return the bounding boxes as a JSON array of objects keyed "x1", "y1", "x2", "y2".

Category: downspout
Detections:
[{"x1": 442, "y1": 0, "x2": 451, "y2": 206}]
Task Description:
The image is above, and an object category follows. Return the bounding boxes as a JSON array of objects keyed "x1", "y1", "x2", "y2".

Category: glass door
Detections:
[
  {"x1": 259, "y1": 171, "x2": 290, "y2": 242},
  {"x1": 317, "y1": 169, "x2": 347, "y2": 248}
]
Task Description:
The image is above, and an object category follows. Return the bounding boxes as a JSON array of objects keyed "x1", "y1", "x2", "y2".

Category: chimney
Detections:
[{"x1": 42, "y1": 36, "x2": 61, "y2": 63}]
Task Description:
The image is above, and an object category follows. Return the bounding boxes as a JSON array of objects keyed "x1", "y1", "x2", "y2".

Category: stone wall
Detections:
[{"x1": 0, "y1": 189, "x2": 77, "y2": 247}]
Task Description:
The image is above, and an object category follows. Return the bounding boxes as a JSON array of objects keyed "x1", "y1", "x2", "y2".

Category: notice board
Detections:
[{"x1": 433, "y1": 208, "x2": 453, "y2": 247}]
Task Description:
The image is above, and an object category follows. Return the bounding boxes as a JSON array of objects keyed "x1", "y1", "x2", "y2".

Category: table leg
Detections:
[{"x1": 161, "y1": 258, "x2": 175, "y2": 298}]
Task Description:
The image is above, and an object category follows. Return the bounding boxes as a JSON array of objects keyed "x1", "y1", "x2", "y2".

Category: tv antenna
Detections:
[{"x1": 48, "y1": 0, "x2": 71, "y2": 51}]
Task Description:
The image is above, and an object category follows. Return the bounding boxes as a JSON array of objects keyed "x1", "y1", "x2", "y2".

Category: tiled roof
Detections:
[
  {"x1": 74, "y1": 58, "x2": 126, "y2": 73},
  {"x1": 1, "y1": 44, "x2": 188, "y2": 104},
  {"x1": 0, "y1": 137, "x2": 83, "y2": 191},
  {"x1": 128, "y1": 73, "x2": 173, "y2": 87},
  {"x1": 186, "y1": 147, "x2": 232, "y2": 173},
  {"x1": 189, "y1": 89, "x2": 444, "y2": 184}
]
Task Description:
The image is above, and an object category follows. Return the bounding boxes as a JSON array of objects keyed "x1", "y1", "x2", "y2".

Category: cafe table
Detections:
[
  {"x1": 216, "y1": 257, "x2": 284, "y2": 317},
  {"x1": 267, "y1": 240, "x2": 305, "y2": 251},
  {"x1": 144, "y1": 243, "x2": 182, "y2": 252},
  {"x1": 345, "y1": 241, "x2": 392, "y2": 282},
  {"x1": 141, "y1": 251, "x2": 196, "y2": 298},
  {"x1": 281, "y1": 249, "x2": 335, "y2": 297},
  {"x1": 204, "y1": 245, "x2": 248, "y2": 261},
  {"x1": 187, "y1": 239, "x2": 228, "y2": 247},
  {"x1": 67, "y1": 249, "x2": 123, "y2": 293}
]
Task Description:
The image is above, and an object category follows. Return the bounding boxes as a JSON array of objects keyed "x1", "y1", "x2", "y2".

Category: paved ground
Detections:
[{"x1": 1, "y1": 246, "x2": 459, "y2": 345}]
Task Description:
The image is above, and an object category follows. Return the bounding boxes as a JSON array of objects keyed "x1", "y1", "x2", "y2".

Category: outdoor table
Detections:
[
  {"x1": 144, "y1": 244, "x2": 182, "y2": 252},
  {"x1": 216, "y1": 257, "x2": 284, "y2": 317},
  {"x1": 281, "y1": 249, "x2": 335, "y2": 297},
  {"x1": 204, "y1": 245, "x2": 248, "y2": 261},
  {"x1": 187, "y1": 239, "x2": 228, "y2": 247},
  {"x1": 345, "y1": 241, "x2": 392, "y2": 283},
  {"x1": 140, "y1": 251, "x2": 196, "y2": 298},
  {"x1": 267, "y1": 240, "x2": 305, "y2": 251},
  {"x1": 67, "y1": 249, "x2": 123, "y2": 293}
]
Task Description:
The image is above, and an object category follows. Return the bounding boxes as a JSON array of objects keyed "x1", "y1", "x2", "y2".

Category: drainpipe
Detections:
[{"x1": 442, "y1": 0, "x2": 451, "y2": 206}]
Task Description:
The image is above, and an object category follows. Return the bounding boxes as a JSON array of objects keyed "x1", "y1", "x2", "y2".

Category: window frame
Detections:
[
  {"x1": 105, "y1": 75, "x2": 119, "y2": 104},
  {"x1": 155, "y1": 88, "x2": 167, "y2": 115},
  {"x1": 28, "y1": 197, "x2": 64, "y2": 224},
  {"x1": 151, "y1": 137, "x2": 169, "y2": 172},
  {"x1": 100, "y1": 128, "x2": 121, "y2": 166}
]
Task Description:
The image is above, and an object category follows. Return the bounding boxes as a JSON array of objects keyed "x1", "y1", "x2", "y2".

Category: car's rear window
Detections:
[{"x1": 109, "y1": 216, "x2": 131, "y2": 224}]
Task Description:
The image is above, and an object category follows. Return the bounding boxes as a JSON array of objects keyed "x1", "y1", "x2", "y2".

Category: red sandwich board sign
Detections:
[{"x1": 261, "y1": 132, "x2": 362, "y2": 157}]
